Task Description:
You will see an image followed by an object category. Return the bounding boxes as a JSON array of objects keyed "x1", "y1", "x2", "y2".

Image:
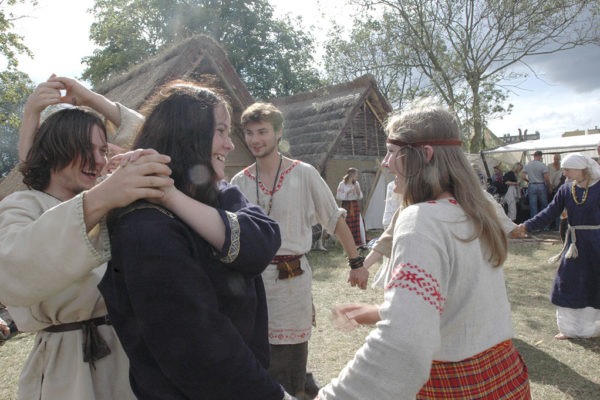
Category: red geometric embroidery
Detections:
[
  {"x1": 385, "y1": 262, "x2": 446, "y2": 314},
  {"x1": 269, "y1": 327, "x2": 310, "y2": 341},
  {"x1": 243, "y1": 160, "x2": 300, "y2": 195}
]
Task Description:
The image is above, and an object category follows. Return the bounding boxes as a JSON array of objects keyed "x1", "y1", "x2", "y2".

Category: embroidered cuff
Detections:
[{"x1": 220, "y1": 211, "x2": 240, "y2": 263}]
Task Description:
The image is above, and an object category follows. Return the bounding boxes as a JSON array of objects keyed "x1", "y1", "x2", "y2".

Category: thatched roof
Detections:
[
  {"x1": 272, "y1": 74, "x2": 392, "y2": 173},
  {"x1": 95, "y1": 34, "x2": 255, "y2": 172},
  {"x1": 96, "y1": 34, "x2": 253, "y2": 112},
  {"x1": 0, "y1": 35, "x2": 257, "y2": 200}
]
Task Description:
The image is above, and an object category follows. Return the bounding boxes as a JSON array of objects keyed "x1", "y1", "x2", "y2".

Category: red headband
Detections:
[{"x1": 386, "y1": 138, "x2": 462, "y2": 147}]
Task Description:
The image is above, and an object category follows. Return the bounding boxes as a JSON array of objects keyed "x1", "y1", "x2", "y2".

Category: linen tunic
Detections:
[
  {"x1": 0, "y1": 103, "x2": 141, "y2": 400},
  {"x1": 319, "y1": 199, "x2": 515, "y2": 399},
  {"x1": 524, "y1": 181, "x2": 600, "y2": 309},
  {"x1": 0, "y1": 191, "x2": 134, "y2": 399},
  {"x1": 231, "y1": 160, "x2": 345, "y2": 345},
  {"x1": 99, "y1": 183, "x2": 284, "y2": 399},
  {"x1": 370, "y1": 191, "x2": 517, "y2": 288}
]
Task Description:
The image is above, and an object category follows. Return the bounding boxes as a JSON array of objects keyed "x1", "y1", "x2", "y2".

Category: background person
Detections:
[
  {"x1": 231, "y1": 102, "x2": 368, "y2": 399},
  {"x1": 503, "y1": 162, "x2": 523, "y2": 222},
  {"x1": 318, "y1": 104, "x2": 530, "y2": 399},
  {"x1": 547, "y1": 153, "x2": 565, "y2": 230},
  {"x1": 519, "y1": 153, "x2": 600, "y2": 340},
  {"x1": 336, "y1": 167, "x2": 366, "y2": 248},
  {"x1": 522, "y1": 150, "x2": 551, "y2": 229}
]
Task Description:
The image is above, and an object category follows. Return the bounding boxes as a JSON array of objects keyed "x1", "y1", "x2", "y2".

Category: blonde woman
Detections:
[
  {"x1": 318, "y1": 104, "x2": 530, "y2": 399},
  {"x1": 520, "y1": 153, "x2": 600, "y2": 340}
]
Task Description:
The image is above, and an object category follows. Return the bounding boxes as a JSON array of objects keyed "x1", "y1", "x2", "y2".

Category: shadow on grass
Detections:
[
  {"x1": 514, "y1": 338, "x2": 600, "y2": 397},
  {"x1": 568, "y1": 337, "x2": 600, "y2": 355}
]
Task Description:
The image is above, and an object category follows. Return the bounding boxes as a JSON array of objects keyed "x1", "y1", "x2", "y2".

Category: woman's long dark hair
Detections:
[
  {"x1": 20, "y1": 107, "x2": 106, "y2": 191},
  {"x1": 134, "y1": 80, "x2": 230, "y2": 207}
]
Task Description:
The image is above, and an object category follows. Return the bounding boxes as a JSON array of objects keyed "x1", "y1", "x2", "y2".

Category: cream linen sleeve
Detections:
[{"x1": 0, "y1": 192, "x2": 110, "y2": 306}]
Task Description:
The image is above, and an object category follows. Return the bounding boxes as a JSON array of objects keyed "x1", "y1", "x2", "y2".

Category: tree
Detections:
[
  {"x1": 83, "y1": 0, "x2": 323, "y2": 99},
  {"x1": 328, "y1": 0, "x2": 599, "y2": 151},
  {"x1": 0, "y1": 0, "x2": 36, "y2": 176},
  {"x1": 324, "y1": 15, "x2": 425, "y2": 110}
]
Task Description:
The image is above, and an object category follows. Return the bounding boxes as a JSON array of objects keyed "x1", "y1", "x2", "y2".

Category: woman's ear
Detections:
[{"x1": 423, "y1": 145, "x2": 434, "y2": 163}]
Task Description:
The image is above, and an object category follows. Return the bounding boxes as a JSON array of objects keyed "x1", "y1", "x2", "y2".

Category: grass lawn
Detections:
[{"x1": 1, "y1": 232, "x2": 599, "y2": 399}]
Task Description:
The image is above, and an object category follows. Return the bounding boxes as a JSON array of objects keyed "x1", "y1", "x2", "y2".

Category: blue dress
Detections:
[
  {"x1": 524, "y1": 181, "x2": 600, "y2": 309},
  {"x1": 99, "y1": 183, "x2": 284, "y2": 399}
]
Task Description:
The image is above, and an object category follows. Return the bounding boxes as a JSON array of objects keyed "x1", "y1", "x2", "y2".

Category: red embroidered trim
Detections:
[
  {"x1": 427, "y1": 198, "x2": 458, "y2": 205},
  {"x1": 243, "y1": 160, "x2": 300, "y2": 195},
  {"x1": 385, "y1": 263, "x2": 446, "y2": 313},
  {"x1": 269, "y1": 327, "x2": 310, "y2": 341}
]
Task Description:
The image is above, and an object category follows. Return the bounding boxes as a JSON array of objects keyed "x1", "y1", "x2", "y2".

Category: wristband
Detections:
[{"x1": 347, "y1": 255, "x2": 364, "y2": 270}]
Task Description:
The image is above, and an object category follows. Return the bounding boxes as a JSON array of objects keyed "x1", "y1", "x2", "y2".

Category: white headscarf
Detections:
[{"x1": 561, "y1": 153, "x2": 600, "y2": 181}]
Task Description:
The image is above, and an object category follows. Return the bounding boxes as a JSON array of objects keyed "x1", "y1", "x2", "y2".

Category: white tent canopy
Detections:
[{"x1": 480, "y1": 134, "x2": 600, "y2": 177}]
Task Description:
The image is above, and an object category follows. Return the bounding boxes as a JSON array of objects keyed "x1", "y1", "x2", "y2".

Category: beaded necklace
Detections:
[
  {"x1": 255, "y1": 154, "x2": 283, "y2": 215},
  {"x1": 571, "y1": 180, "x2": 589, "y2": 205}
]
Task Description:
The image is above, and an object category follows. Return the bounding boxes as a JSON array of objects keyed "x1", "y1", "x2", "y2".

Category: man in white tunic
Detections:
[
  {"x1": 0, "y1": 76, "x2": 172, "y2": 399},
  {"x1": 231, "y1": 102, "x2": 368, "y2": 399}
]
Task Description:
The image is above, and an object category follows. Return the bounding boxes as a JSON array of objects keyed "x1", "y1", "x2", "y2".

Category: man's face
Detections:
[
  {"x1": 48, "y1": 125, "x2": 108, "y2": 200},
  {"x1": 554, "y1": 154, "x2": 561, "y2": 164},
  {"x1": 243, "y1": 120, "x2": 280, "y2": 159}
]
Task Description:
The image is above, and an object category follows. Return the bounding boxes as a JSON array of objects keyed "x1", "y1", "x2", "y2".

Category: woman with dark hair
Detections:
[
  {"x1": 99, "y1": 80, "x2": 294, "y2": 400},
  {"x1": 319, "y1": 102, "x2": 530, "y2": 399}
]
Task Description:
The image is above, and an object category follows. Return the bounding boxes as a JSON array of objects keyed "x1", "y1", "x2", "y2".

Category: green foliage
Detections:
[
  {"x1": 324, "y1": 16, "x2": 425, "y2": 110},
  {"x1": 326, "y1": 0, "x2": 599, "y2": 152},
  {"x1": 0, "y1": 70, "x2": 33, "y2": 177},
  {"x1": 83, "y1": 0, "x2": 323, "y2": 99},
  {"x1": 0, "y1": 0, "x2": 36, "y2": 176}
]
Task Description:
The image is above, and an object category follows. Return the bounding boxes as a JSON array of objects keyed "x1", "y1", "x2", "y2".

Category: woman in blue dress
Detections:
[{"x1": 519, "y1": 153, "x2": 600, "y2": 339}]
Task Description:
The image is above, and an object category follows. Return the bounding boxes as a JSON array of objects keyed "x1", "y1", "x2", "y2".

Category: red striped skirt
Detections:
[
  {"x1": 417, "y1": 340, "x2": 531, "y2": 399},
  {"x1": 341, "y1": 200, "x2": 364, "y2": 246}
]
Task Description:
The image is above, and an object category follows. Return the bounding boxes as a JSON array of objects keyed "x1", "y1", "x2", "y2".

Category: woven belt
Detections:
[
  {"x1": 43, "y1": 315, "x2": 112, "y2": 367},
  {"x1": 273, "y1": 254, "x2": 304, "y2": 280},
  {"x1": 43, "y1": 315, "x2": 111, "y2": 332}
]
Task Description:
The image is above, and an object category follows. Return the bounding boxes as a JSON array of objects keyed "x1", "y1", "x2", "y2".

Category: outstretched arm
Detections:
[
  {"x1": 52, "y1": 75, "x2": 121, "y2": 126},
  {"x1": 19, "y1": 75, "x2": 126, "y2": 161},
  {"x1": 334, "y1": 216, "x2": 369, "y2": 290}
]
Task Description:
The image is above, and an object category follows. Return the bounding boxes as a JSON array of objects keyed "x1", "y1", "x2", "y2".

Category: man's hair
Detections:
[
  {"x1": 135, "y1": 79, "x2": 230, "y2": 207},
  {"x1": 386, "y1": 102, "x2": 507, "y2": 267},
  {"x1": 534, "y1": 150, "x2": 543, "y2": 156},
  {"x1": 20, "y1": 107, "x2": 106, "y2": 191},
  {"x1": 240, "y1": 102, "x2": 284, "y2": 132}
]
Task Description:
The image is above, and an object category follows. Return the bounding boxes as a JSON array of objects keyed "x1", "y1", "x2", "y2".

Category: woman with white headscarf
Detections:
[{"x1": 519, "y1": 153, "x2": 600, "y2": 339}]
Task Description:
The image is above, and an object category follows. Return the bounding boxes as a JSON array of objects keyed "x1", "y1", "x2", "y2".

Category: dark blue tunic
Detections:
[
  {"x1": 524, "y1": 181, "x2": 600, "y2": 309},
  {"x1": 99, "y1": 183, "x2": 284, "y2": 399}
]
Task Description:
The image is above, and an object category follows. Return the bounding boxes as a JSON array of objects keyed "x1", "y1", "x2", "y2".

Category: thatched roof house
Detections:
[
  {"x1": 0, "y1": 35, "x2": 257, "y2": 200},
  {"x1": 272, "y1": 74, "x2": 393, "y2": 229},
  {"x1": 95, "y1": 34, "x2": 255, "y2": 179}
]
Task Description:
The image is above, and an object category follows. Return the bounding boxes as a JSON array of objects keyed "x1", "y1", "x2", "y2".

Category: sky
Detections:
[{"x1": 7, "y1": 0, "x2": 600, "y2": 140}]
